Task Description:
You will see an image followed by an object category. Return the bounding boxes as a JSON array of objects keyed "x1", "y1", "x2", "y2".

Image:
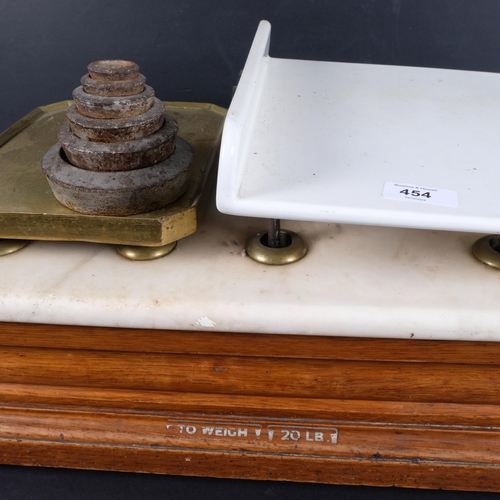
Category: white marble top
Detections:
[{"x1": 1, "y1": 190, "x2": 499, "y2": 341}]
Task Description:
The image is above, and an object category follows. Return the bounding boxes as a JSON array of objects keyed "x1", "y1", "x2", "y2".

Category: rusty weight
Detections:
[
  {"x1": 41, "y1": 59, "x2": 195, "y2": 217},
  {"x1": 81, "y1": 73, "x2": 146, "y2": 97},
  {"x1": 87, "y1": 60, "x2": 139, "y2": 81},
  {"x1": 58, "y1": 115, "x2": 178, "y2": 172},
  {"x1": 67, "y1": 98, "x2": 165, "y2": 142},
  {"x1": 72, "y1": 85, "x2": 155, "y2": 119},
  {"x1": 41, "y1": 138, "x2": 194, "y2": 216}
]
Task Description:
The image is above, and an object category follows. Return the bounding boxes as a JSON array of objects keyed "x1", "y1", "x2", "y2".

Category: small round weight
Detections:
[
  {"x1": 67, "y1": 98, "x2": 165, "y2": 143},
  {"x1": 81, "y1": 73, "x2": 146, "y2": 97},
  {"x1": 87, "y1": 60, "x2": 139, "y2": 82},
  {"x1": 73, "y1": 85, "x2": 155, "y2": 119}
]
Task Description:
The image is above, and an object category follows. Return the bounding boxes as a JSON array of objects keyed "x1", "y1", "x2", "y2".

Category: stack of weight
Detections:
[{"x1": 42, "y1": 60, "x2": 194, "y2": 216}]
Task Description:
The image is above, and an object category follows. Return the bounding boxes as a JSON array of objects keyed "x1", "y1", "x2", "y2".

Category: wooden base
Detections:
[{"x1": 1, "y1": 322, "x2": 500, "y2": 491}]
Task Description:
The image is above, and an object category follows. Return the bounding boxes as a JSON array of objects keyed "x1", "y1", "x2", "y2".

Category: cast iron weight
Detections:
[
  {"x1": 39, "y1": 59, "x2": 195, "y2": 261},
  {"x1": 42, "y1": 59, "x2": 193, "y2": 219}
]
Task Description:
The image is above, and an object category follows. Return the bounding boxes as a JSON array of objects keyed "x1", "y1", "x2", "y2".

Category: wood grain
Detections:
[
  {"x1": 1, "y1": 321, "x2": 500, "y2": 490},
  {"x1": 1, "y1": 346, "x2": 500, "y2": 404},
  {"x1": 1, "y1": 322, "x2": 499, "y2": 364}
]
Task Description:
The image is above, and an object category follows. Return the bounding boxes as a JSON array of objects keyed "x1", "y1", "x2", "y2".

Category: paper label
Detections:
[{"x1": 383, "y1": 182, "x2": 458, "y2": 208}]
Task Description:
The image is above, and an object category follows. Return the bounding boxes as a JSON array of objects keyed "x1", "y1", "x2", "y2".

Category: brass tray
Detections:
[{"x1": 0, "y1": 101, "x2": 226, "y2": 248}]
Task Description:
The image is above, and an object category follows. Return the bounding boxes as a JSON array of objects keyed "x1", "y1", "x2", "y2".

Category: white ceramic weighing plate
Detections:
[{"x1": 217, "y1": 20, "x2": 500, "y2": 234}]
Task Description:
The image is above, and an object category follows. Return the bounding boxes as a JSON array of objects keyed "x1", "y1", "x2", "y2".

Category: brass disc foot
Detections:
[
  {"x1": 472, "y1": 235, "x2": 500, "y2": 270},
  {"x1": 246, "y1": 230, "x2": 307, "y2": 265},
  {"x1": 0, "y1": 239, "x2": 30, "y2": 257},
  {"x1": 116, "y1": 241, "x2": 177, "y2": 261}
]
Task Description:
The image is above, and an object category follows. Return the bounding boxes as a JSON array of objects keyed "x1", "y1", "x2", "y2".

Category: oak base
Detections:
[{"x1": 1, "y1": 322, "x2": 500, "y2": 491}]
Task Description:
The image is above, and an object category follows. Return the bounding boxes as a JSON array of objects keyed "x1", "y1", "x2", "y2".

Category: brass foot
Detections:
[
  {"x1": 246, "y1": 230, "x2": 307, "y2": 265},
  {"x1": 116, "y1": 241, "x2": 177, "y2": 261},
  {"x1": 472, "y1": 235, "x2": 500, "y2": 270},
  {"x1": 0, "y1": 239, "x2": 30, "y2": 257}
]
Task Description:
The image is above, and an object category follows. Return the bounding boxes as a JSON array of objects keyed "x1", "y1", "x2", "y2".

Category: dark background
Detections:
[
  {"x1": 2, "y1": 0, "x2": 500, "y2": 498},
  {"x1": 3, "y1": 0, "x2": 500, "y2": 133}
]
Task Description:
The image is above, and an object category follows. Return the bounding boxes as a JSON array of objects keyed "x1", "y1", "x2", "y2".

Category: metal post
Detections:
[{"x1": 267, "y1": 218, "x2": 281, "y2": 248}]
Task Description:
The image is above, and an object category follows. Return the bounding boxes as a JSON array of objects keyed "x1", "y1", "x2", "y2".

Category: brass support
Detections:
[
  {"x1": 472, "y1": 235, "x2": 500, "y2": 270},
  {"x1": 0, "y1": 239, "x2": 30, "y2": 257},
  {"x1": 246, "y1": 230, "x2": 307, "y2": 265},
  {"x1": 116, "y1": 241, "x2": 177, "y2": 261}
]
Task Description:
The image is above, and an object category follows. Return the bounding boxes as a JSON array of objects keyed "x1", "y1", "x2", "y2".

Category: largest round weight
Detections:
[{"x1": 41, "y1": 138, "x2": 194, "y2": 216}]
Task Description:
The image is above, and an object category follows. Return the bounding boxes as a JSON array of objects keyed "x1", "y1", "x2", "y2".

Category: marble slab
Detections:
[{"x1": 1, "y1": 190, "x2": 499, "y2": 341}]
